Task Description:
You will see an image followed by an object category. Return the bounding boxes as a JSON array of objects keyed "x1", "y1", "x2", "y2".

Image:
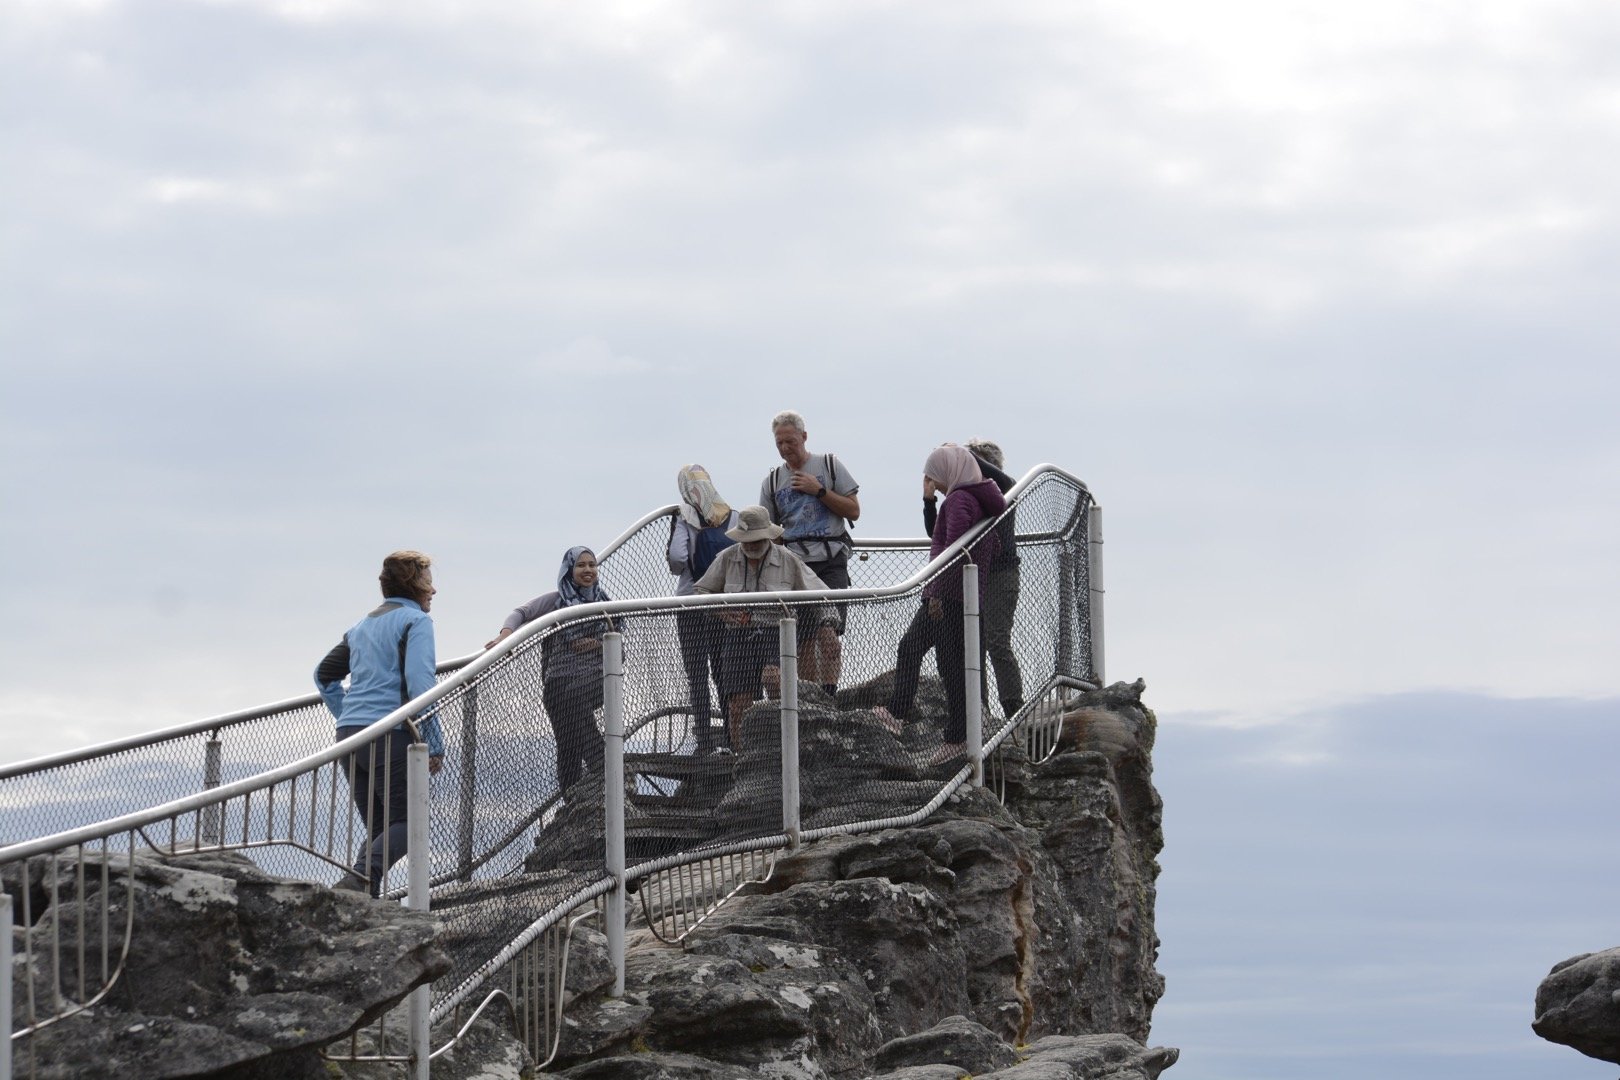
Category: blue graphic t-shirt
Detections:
[{"x1": 759, "y1": 452, "x2": 860, "y2": 563}]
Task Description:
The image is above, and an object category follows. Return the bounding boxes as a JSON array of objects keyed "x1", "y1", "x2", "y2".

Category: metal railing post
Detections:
[
  {"x1": 779, "y1": 617, "x2": 800, "y2": 850},
  {"x1": 1057, "y1": 545, "x2": 1076, "y2": 676},
  {"x1": 457, "y1": 685, "x2": 478, "y2": 884},
  {"x1": 1088, "y1": 503, "x2": 1105, "y2": 685},
  {"x1": 964, "y1": 563, "x2": 983, "y2": 788},
  {"x1": 405, "y1": 742, "x2": 431, "y2": 1080},
  {"x1": 603, "y1": 632, "x2": 626, "y2": 998},
  {"x1": 2, "y1": 891, "x2": 11, "y2": 1080},
  {"x1": 201, "y1": 736, "x2": 222, "y2": 845}
]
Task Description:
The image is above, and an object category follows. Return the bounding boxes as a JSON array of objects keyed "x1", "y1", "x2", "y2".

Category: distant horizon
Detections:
[{"x1": 1152, "y1": 690, "x2": 1620, "y2": 1080}]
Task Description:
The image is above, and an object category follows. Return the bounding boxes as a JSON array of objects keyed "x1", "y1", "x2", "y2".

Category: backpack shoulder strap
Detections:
[{"x1": 766, "y1": 464, "x2": 786, "y2": 518}]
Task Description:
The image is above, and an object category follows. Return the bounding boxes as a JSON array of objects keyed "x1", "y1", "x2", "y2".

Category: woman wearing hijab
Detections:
[
  {"x1": 667, "y1": 465, "x2": 739, "y2": 753},
  {"x1": 486, "y1": 546, "x2": 613, "y2": 794},
  {"x1": 876, "y1": 444, "x2": 1006, "y2": 765}
]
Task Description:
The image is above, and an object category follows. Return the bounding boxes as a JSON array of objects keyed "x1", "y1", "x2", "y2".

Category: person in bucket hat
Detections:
[{"x1": 692, "y1": 505, "x2": 835, "y2": 746}]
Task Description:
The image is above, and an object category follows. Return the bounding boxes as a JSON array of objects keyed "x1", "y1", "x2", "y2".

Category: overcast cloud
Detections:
[{"x1": 2, "y1": 3, "x2": 1617, "y2": 1076}]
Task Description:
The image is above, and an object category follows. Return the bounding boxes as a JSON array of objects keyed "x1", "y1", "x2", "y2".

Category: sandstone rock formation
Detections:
[
  {"x1": 1534, "y1": 947, "x2": 1620, "y2": 1065},
  {"x1": 4, "y1": 678, "x2": 1171, "y2": 1079},
  {"x1": 546, "y1": 678, "x2": 1171, "y2": 1078},
  {"x1": 5, "y1": 849, "x2": 449, "y2": 1079}
]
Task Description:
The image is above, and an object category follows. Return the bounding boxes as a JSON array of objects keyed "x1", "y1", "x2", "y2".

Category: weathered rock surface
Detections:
[
  {"x1": 549, "y1": 679, "x2": 1171, "y2": 1078},
  {"x1": 1534, "y1": 947, "x2": 1620, "y2": 1064},
  {"x1": 969, "y1": 1033, "x2": 1178, "y2": 1079},
  {"x1": 5, "y1": 850, "x2": 450, "y2": 1079},
  {"x1": 5, "y1": 679, "x2": 1170, "y2": 1080},
  {"x1": 332, "y1": 997, "x2": 536, "y2": 1080},
  {"x1": 870, "y1": 1014, "x2": 1021, "y2": 1073}
]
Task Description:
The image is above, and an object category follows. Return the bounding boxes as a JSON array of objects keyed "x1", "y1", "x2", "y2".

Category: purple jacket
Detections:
[{"x1": 923, "y1": 479, "x2": 1006, "y2": 601}]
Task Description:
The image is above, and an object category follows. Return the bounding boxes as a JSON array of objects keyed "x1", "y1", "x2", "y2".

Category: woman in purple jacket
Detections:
[{"x1": 876, "y1": 444, "x2": 1005, "y2": 764}]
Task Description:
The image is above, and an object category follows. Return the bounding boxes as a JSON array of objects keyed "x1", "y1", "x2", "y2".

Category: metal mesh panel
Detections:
[
  {"x1": 0, "y1": 700, "x2": 336, "y2": 850},
  {"x1": 594, "y1": 508, "x2": 684, "y2": 602},
  {"x1": 610, "y1": 605, "x2": 790, "y2": 871},
  {"x1": 406, "y1": 622, "x2": 614, "y2": 1013}
]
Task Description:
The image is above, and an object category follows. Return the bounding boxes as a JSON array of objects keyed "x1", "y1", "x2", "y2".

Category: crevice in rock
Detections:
[{"x1": 1010, "y1": 851, "x2": 1037, "y2": 1045}]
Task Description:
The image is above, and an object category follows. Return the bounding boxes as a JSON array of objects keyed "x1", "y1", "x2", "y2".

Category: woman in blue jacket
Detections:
[{"x1": 315, "y1": 549, "x2": 445, "y2": 897}]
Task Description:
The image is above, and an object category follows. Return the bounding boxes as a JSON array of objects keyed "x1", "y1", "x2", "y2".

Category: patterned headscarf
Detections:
[
  {"x1": 556, "y1": 546, "x2": 609, "y2": 607},
  {"x1": 675, "y1": 464, "x2": 733, "y2": 529},
  {"x1": 924, "y1": 443, "x2": 984, "y2": 493}
]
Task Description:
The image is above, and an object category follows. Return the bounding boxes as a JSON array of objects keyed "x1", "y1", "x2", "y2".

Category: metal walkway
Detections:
[{"x1": 0, "y1": 463, "x2": 1102, "y2": 1076}]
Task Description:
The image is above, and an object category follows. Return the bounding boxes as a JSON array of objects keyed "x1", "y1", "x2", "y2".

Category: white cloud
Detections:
[{"x1": 144, "y1": 175, "x2": 277, "y2": 209}]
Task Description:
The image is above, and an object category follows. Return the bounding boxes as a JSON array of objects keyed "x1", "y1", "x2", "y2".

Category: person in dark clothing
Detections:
[
  {"x1": 486, "y1": 547, "x2": 613, "y2": 795},
  {"x1": 875, "y1": 445, "x2": 1005, "y2": 764},
  {"x1": 962, "y1": 438, "x2": 1023, "y2": 717},
  {"x1": 667, "y1": 465, "x2": 739, "y2": 753}
]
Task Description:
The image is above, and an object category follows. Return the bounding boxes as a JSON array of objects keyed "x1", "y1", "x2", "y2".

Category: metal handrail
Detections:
[
  {"x1": 1, "y1": 463, "x2": 1078, "y2": 794},
  {"x1": 0, "y1": 464, "x2": 1082, "y2": 789},
  {"x1": 0, "y1": 500, "x2": 696, "y2": 782}
]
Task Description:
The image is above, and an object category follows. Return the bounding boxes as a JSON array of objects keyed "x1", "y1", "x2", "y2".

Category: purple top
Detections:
[{"x1": 922, "y1": 478, "x2": 1006, "y2": 601}]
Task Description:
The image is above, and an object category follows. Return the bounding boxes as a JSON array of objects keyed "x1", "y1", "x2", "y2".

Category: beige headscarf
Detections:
[
  {"x1": 676, "y1": 464, "x2": 733, "y2": 529},
  {"x1": 924, "y1": 443, "x2": 983, "y2": 493}
]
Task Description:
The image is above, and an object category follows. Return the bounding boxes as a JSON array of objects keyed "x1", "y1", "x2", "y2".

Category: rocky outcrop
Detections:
[
  {"x1": 1534, "y1": 948, "x2": 1620, "y2": 1064},
  {"x1": 4, "y1": 679, "x2": 1169, "y2": 1079},
  {"x1": 5, "y1": 850, "x2": 450, "y2": 1079},
  {"x1": 548, "y1": 678, "x2": 1170, "y2": 1078}
]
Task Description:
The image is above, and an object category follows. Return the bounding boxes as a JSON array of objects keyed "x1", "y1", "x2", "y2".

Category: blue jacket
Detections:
[{"x1": 315, "y1": 597, "x2": 445, "y2": 757}]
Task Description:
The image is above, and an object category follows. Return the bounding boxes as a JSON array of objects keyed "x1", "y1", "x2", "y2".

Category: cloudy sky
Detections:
[{"x1": 3, "y1": 1, "x2": 1616, "y2": 1075}]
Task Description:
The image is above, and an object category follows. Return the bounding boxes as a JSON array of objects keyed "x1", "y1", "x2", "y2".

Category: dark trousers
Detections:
[
  {"x1": 984, "y1": 563, "x2": 1024, "y2": 713},
  {"x1": 344, "y1": 727, "x2": 412, "y2": 895},
  {"x1": 888, "y1": 606, "x2": 938, "y2": 722},
  {"x1": 886, "y1": 598, "x2": 979, "y2": 743},
  {"x1": 677, "y1": 609, "x2": 726, "y2": 749},
  {"x1": 544, "y1": 676, "x2": 605, "y2": 793}
]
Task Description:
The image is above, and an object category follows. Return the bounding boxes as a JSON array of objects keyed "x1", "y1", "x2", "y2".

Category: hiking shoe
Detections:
[{"x1": 333, "y1": 871, "x2": 368, "y2": 894}]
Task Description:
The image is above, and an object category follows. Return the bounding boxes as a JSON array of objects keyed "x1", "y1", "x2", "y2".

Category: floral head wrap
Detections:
[{"x1": 675, "y1": 464, "x2": 733, "y2": 529}]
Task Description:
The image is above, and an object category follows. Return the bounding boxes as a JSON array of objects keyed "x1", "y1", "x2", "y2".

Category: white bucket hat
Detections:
[{"x1": 726, "y1": 505, "x2": 784, "y2": 542}]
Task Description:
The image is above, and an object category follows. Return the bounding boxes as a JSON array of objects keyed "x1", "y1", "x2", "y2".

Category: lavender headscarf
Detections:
[{"x1": 924, "y1": 443, "x2": 984, "y2": 494}]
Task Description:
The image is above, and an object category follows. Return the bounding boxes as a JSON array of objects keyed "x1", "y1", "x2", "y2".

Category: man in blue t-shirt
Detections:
[{"x1": 759, "y1": 409, "x2": 861, "y2": 699}]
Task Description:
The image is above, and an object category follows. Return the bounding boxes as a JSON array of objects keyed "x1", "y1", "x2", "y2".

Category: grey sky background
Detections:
[{"x1": 3, "y1": 2, "x2": 1617, "y2": 1076}]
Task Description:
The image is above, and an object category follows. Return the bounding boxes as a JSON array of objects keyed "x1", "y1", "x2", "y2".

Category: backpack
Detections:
[{"x1": 688, "y1": 524, "x2": 735, "y2": 579}]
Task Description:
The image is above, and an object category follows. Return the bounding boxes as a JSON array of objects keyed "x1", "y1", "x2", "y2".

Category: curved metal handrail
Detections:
[
  {"x1": 0, "y1": 501, "x2": 695, "y2": 783},
  {"x1": 0, "y1": 463, "x2": 1082, "y2": 786},
  {"x1": 4, "y1": 463, "x2": 1064, "y2": 775},
  {"x1": 2, "y1": 460, "x2": 1092, "y2": 862}
]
